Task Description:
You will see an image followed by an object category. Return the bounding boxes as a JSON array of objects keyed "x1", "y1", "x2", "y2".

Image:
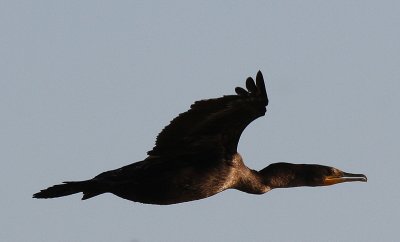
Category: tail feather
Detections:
[{"x1": 33, "y1": 180, "x2": 104, "y2": 200}]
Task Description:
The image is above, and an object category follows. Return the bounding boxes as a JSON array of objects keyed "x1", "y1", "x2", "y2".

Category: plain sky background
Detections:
[{"x1": 1, "y1": 1, "x2": 399, "y2": 242}]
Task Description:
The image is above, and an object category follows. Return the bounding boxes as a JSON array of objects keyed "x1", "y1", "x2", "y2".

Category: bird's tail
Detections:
[{"x1": 33, "y1": 180, "x2": 104, "y2": 200}]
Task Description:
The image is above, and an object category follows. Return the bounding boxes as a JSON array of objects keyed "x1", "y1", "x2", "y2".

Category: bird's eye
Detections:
[{"x1": 331, "y1": 168, "x2": 339, "y2": 175}]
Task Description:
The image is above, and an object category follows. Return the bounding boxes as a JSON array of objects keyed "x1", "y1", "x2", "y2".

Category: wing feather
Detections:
[
  {"x1": 246, "y1": 77, "x2": 258, "y2": 94},
  {"x1": 147, "y1": 71, "x2": 269, "y2": 160}
]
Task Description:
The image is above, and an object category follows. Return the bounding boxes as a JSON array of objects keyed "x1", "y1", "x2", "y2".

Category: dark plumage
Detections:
[{"x1": 33, "y1": 71, "x2": 367, "y2": 205}]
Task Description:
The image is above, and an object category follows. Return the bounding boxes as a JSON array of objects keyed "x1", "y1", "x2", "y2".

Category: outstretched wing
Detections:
[{"x1": 147, "y1": 71, "x2": 269, "y2": 160}]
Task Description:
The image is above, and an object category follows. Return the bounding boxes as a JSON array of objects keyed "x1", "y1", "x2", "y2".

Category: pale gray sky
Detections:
[{"x1": 1, "y1": 1, "x2": 399, "y2": 242}]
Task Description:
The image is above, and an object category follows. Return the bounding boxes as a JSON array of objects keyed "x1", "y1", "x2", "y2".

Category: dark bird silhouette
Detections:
[{"x1": 33, "y1": 71, "x2": 367, "y2": 205}]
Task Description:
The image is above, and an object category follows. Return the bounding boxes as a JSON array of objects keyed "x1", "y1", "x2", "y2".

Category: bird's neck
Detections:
[
  {"x1": 229, "y1": 153, "x2": 271, "y2": 194},
  {"x1": 258, "y1": 163, "x2": 307, "y2": 189},
  {"x1": 235, "y1": 169, "x2": 271, "y2": 194}
]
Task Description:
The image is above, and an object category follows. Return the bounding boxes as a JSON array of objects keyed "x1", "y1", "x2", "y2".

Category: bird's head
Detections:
[{"x1": 260, "y1": 162, "x2": 367, "y2": 189}]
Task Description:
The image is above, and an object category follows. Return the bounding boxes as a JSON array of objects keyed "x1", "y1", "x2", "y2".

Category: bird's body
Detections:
[
  {"x1": 85, "y1": 153, "x2": 268, "y2": 205},
  {"x1": 34, "y1": 71, "x2": 366, "y2": 205}
]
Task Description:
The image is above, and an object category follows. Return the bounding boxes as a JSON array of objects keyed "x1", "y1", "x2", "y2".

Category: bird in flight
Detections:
[{"x1": 33, "y1": 71, "x2": 367, "y2": 205}]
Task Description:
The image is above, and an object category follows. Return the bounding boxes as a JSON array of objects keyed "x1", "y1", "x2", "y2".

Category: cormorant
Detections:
[{"x1": 33, "y1": 71, "x2": 367, "y2": 205}]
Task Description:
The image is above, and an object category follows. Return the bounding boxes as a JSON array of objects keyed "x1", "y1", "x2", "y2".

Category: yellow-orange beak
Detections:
[{"x1": 323, "y1": 172, "x2": 367, "y2": 186}]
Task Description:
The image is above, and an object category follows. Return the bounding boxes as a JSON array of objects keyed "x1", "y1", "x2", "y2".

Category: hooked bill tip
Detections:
[{"x1": 342, "y1": 172, "x2": 367, "y2": 182}]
